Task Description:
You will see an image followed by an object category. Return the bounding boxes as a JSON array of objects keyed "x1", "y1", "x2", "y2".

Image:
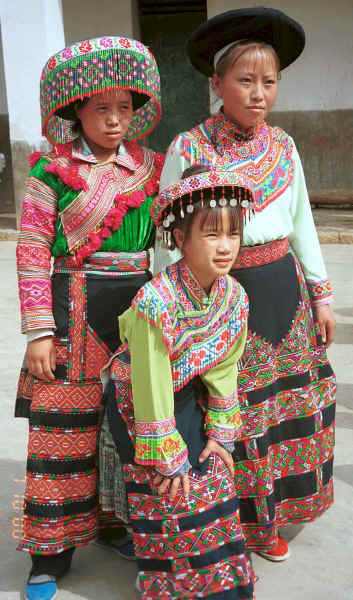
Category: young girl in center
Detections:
[{"x1": 105, "y1": 166, "x2": 255, "y2": 599}]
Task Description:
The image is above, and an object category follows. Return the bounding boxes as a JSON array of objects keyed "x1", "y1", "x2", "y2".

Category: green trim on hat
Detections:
[{"x1": 40, "y1": 36, "x2": 162, "y2": 143}]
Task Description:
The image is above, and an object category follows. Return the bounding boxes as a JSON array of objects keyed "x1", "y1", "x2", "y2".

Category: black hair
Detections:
[{"x1": 71, "y1": 98, "x2": 89, "y2": 134}]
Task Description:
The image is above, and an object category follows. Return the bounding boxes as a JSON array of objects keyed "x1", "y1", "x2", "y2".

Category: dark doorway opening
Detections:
[{"x1": 138, "y1": 0, "x2": 208, "y2": 153}]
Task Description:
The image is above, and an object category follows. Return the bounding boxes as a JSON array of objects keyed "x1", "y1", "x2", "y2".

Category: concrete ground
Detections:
[{"x1": 0, "y1": 241, "x2": 352, "y2": 600}]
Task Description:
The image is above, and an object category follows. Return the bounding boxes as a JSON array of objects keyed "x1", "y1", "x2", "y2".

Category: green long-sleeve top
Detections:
[
  {"x1": 118, "y1": 259, "x2": 249, "y2": 477},
  {"x1": 17, "y1": 136, "x2": 164, "y2": 333}
]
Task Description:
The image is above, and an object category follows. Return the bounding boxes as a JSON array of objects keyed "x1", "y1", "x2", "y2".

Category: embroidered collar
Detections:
[
  {"x1": 72, "y1": 136, "x2": 137, "y2": 171},
  {"x1": 207, "y1": 109, "x2": 263, "y2": 150},
  {"x1": 131, "y1": 259, "x2": 249, "y2": 391},
  {"x1": 177, "y1": 259, "x2": 220, "y2": 310}
]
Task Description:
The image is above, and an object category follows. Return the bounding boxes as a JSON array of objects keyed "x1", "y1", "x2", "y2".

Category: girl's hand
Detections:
[
  {"x1": 153, "y1": 472, "x2": 190, "y2": 502},
  {"x1": 199, "y1": 438, "x2": 234, "y2": 477},
  {"x1": 26, "y1": 337, "x2": 56, "y2": 381},
  {"x1": 315, "y1": 304, "x2": 336, "y2": 347}
]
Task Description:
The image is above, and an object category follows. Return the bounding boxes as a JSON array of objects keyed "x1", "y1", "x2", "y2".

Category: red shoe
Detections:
[{"x1": 257, "y1": 536, "x2": 290, "y2": 562}]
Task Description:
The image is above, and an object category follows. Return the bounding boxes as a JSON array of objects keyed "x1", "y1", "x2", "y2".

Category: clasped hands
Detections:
[{"x1": 153, "y1": 438, "x2": 234, "y2": 502}]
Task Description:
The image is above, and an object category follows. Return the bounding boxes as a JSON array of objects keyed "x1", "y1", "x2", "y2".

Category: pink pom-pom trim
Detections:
[
  {"x1": 45, "y1": 162, "x2": 88, "y2": 191},
  {"x1": 72, "y1": 151, "x2": 164, "y2": 265},
  {"x1": 29, "y1": 152, "x2": 43, "y2": 168}
]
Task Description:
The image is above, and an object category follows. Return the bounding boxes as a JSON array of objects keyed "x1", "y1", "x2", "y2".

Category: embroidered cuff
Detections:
[
  {"x1": 135, "y1": 417, "x2": 188, "y2": 477},
  {"x1": 307, "y1": 279, "x2": 333, "y2": 305},
  {"x1": 205, "y1": 393, "x2": 243, "y2": 443}
]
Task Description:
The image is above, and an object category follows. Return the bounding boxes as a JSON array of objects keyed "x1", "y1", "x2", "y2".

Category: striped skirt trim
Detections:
[
  {"x1": 126, "y1": 456, "x2": 254, "y2": 599},
  {"x1": 231, "y1": 244, "x2": 335, "y2": 552},
  {"x1": 17, "y1": 252, "x2": 150, "y2": 554}
]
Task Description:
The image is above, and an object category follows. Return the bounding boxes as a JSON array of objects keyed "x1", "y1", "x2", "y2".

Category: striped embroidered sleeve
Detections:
[
  {"x1": 306, "y1": 279, "x2": 333, "y2": 306},
  {"x1": 119, "y1": 303, "x2": 189, "y2": 477},
  {"x1": 200, "y1": 325, "x2": 248, "y2": 446},
  {"x1": 16, "y1": 161, "x2": 58, "y2": 332}
]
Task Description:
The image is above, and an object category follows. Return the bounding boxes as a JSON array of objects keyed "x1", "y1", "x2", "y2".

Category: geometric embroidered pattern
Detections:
[
  {"x1": 26, "y1": 471, "x2": 96, "y2": 502},
  {"x1": 18, "y1": 254, "x2": 150, "y2": 555},
  {"x1": 232, "y1": 247, "x2": 336, "y2": 551},
  {"x1": 40, "y1": 36, "x2": 161, "y2": 144},
  {"x1": 135, "y1": 416, "x2": 188, "y2": 477},
  {"x1": 28, "y1": 428, "x2": 98, "y2": 459},
  {"x1": 205, "y1": 392, "x2": 243, "y2": 443},
  {"x1": 131, "y1": 259, "x2": 248, "y2": 391},
  {"x1": 21, "y1": 511, "x2": 98, "y2": 555},
  {"x1": 30, "y1": 381, "x2": 102, "y2": 412},
  {"x1": 85, "y1": 326, "x2": 111, "y2": 379},
  {"x1": 17, "y1": 138, "x2": 161, "y2": 331},
  {"x1": 173, "y1": 110, "x2": 294, "y2": 213},
  {"x1": 307, "y1": 278, "x2": 333, "y2": 305},
  {"x1": 124, "y1": 455, "x2": 254, "y2": 599},
  {"x1": 233, "y1": 237, "x2": 290, "y2": 269}
]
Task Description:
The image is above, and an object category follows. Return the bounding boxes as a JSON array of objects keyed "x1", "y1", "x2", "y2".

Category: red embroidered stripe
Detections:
[
  {"x1": 53, "y1": 251, "x2": 150, "y2": 274},
  {"x1": 233, "y1": 238, "x2": 290, "y2": 269}
]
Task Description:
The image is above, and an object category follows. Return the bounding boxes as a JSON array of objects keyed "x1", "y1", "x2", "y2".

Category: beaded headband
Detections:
[
  {"x1": 40, "y1": 36, "x2": 161, "y2": 144},
  {"x1": 151, "y1": 169, "x2": 254, "y2": 240}
]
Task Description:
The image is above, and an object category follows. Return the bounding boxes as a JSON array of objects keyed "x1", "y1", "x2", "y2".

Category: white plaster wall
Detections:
[
  {"x1": 62, "y1": 0, "x2": 136, "y2": 46},
  {"x1": 0, "y1": 0, "x2": 65, "y2": 145},
  {"x1": 207, "y1": 0, "x2": 353, "y2": 111}
]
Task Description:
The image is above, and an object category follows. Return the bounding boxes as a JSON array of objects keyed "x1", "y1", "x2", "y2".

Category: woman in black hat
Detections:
[{"x1": 155, "y1": 7, "x2": 336, "y2": 563}]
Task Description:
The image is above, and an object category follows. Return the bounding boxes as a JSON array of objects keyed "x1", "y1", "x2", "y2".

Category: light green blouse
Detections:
[{"x1": 119, "y1": 300, "x2": 247, "y2": 475}]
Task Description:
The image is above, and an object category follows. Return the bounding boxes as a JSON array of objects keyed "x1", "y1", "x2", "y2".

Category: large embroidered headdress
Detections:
[{"x1": 40, "y1": 36, "x2": 161, "y2": 144}]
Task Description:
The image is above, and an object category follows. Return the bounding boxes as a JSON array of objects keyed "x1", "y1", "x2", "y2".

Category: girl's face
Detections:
[
  {"x1": 213, "y1": 47, "x2": 278, "y2": 129},
  {"x1": 174, "y1": 208, "x2": 241, "y2": 293},
  {"x1": 75, "y1": 90, "x2": 133, "y2": 158}
]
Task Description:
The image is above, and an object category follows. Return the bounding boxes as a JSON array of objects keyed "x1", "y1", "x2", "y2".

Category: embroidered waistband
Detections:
[
  {"x1": 53, "y1": 251, "x2": 150, "y2": 275},
  {"x1": 232, "y1": 238, "x2": 290, "y2": 270}
]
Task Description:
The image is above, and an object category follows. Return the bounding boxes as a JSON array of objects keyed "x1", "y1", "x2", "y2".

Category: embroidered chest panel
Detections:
[
  {"x1": 56, "y1": 148, "x2": 155, "y2": 251},
  {"x1": 132, "y1": 263, "x2": 248, "y2": 391},
  {"x1": 178, "y1": 120, "x2": 294, "y2": 212}
]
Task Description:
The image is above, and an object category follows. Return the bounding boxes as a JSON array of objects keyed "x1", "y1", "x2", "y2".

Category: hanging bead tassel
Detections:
[
  {"x1": 219, "y1": 185, "x2": 227, "y2": 207},
  {"x1": 209, "y1": 185, "x2": 217, "y2": 208},
  {"x1": 179, "y1": 198, "x2": 184, "y2": 219},
  {"x1": 186, "y1": 192, "x2": 194, "y2": 213},
  {"x1": 229, "y1": 184, "x2": 238, "y2": 207},
  {"x1": 241, "y1": 186, "x2": 250, "y2": 209}
]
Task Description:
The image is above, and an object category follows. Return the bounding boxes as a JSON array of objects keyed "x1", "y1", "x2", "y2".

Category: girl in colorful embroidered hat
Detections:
[
  {"x1": 156, "y1": 7, "x2": 336, "y2": 564},
  {"x1": 105, "y1": 166, "x2": 255, "y2": 599},
  {"x1": 15, "y1": 36, "x2": 163, "y2": 600}
]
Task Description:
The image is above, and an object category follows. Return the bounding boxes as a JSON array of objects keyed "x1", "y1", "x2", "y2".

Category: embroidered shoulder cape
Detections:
[
  {"x1": 116, "y1": 259, "x2": 249, "y2": 476},
  {"x1": 17, "y1": 138, "x2": 164, "y2": 332},
  {"x1": 156, "y1": 109, "x2": 332, "y2": 305}
]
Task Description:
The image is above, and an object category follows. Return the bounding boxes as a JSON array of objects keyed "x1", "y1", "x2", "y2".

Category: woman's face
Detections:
[
  {"x1": 174, "y1": 208, "x2": 241, "y2": 293},
  {"x1": 213, "y1": 48, "x2": 278, "y2": 129},
  {"x1": 75, "y1": 90, "x2": 133, "y2": 155}
]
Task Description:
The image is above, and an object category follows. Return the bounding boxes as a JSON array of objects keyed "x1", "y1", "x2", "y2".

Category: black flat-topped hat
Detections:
[{"x1": 187, "y1": 7, "x2": 305, "y2": 76}]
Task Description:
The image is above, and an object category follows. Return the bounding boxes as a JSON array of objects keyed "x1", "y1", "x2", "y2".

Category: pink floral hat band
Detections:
[
  {"x1": 40, "y1": 36, "x2": 161, "y2": 144},
  {"x1": 151, "y1": 169, "x2": 255, "y2": 228}
]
